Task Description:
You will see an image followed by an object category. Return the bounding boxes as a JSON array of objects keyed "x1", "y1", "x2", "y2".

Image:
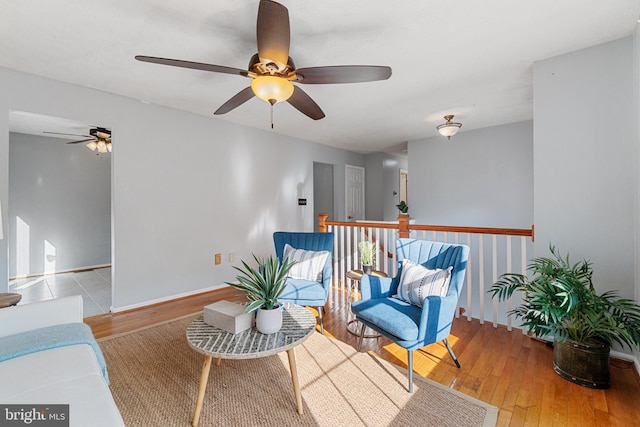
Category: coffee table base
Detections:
[{"x1": 191, "y1": 348, "x2": 303, "y2": 427}]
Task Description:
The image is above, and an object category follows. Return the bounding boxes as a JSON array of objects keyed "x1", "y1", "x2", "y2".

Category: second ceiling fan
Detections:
[
  {"x1": 135, "y1": 0, "x2": 392, "y2": 122},
  {"x1": 44, "y1": 127, "x2": 112, "y2": 153}
]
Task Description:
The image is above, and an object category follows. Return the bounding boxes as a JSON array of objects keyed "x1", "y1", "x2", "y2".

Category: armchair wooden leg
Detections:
[
  {"x1": 317, "y1": 306, "x2": 324, "y2": 335},
  {"x1": 357, "y1": 322, "x2": 366, "y2": 351},
  {"x1": 443, "y1": 338, "x2": 461, "y2": 368},
  {"x1": 407, "y1": 350, "x2": 414, "y2": 393}
]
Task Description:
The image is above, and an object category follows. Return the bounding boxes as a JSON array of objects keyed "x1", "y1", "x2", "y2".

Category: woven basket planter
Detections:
[{"x1": 553, "y1": 339, "x2": 610, "y2": 389}]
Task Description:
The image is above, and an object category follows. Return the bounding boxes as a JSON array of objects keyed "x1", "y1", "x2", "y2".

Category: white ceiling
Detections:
[{"x1": 2, "y1": 1, "x2": 639, "y2": 154}]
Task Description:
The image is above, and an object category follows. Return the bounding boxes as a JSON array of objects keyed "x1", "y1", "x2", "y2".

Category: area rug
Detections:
[{"x1": 99, "y1": 316, "x2": 498, "y2": 427}]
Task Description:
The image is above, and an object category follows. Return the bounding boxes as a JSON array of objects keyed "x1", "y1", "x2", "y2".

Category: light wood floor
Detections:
[{"x1": 86, "y1": 285, "x2": 640, "y2": 427}]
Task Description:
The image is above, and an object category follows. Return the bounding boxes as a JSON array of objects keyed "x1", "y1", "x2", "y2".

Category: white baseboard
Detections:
[
  {"x1": 110, "y1": 283, "x2": 229, "y2": 313},
  {"x1": 610, "y1": 349, "x2": 640, "y2": 375},
  {"x1": 10, "y1": 264, "x2": 111, "y2": 280}
]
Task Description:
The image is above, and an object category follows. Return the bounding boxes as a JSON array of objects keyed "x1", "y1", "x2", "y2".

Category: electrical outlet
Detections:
[
  {"x1": 214, "y1": 253, "x2": 222, "y2": 265},
  {"x1": 229, "y1": 253, "x2": 236, "y2": 262}
]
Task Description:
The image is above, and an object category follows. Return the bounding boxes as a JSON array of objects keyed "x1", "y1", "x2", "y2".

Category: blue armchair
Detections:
[
  {"x1": 273, "y1": 231, "x2": 334, "y2": 334},
  {"x1": 351, "y1": 238, "x2": 470, "y2": 392}
]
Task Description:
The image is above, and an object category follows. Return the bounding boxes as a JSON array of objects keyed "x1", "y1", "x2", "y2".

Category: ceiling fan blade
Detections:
[
  {"x1": 43, "y1": 131, "x2": 90, "y2": 138},
  {"x1": 214, "y1": 87, "x2": 255, "y2": 115},
  {"x1": 66, "y1": 138, "x2": 94, "y2": 144},
  {"x1": 295, "y1": 65, "x2": 392, "y2": 84},
  {"x1": 135, "y1": 56, "x2": 248, "y2": 77},
  {"x1": 256, "y1": 0, "x2": 290, "y2": 67},
  {"x1": 287, "y1": 86, "x2": 325, "y2": 120}
]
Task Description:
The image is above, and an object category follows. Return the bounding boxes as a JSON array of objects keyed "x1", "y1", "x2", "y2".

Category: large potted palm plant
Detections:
[
  {"x1": 491, "y1": 245, "x2": 640, "y2": 388},
  {"x1": 226, "y1": 254, "x2": 295, "y2": 334}
]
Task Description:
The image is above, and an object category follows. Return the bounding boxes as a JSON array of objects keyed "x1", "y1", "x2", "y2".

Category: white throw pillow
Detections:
[
  {"x1": 283, "y1": 244, "x2": 329, "y2": 282},
  {"x1": 394, "y1": 259, "x2": 453, "y2": 307}
]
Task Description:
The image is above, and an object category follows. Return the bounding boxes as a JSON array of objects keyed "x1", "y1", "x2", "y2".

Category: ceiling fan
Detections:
[
  {"x1": 135, "y1": 0, "x2": 392, "y2": 122},
  {"x1": 44, "y1": 127, "x2": 112, "y2": 153}
]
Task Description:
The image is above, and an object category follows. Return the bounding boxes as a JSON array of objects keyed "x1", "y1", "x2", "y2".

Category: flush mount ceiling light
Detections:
[{"x1": 436, "y1": 115, "x2": 462, "y2": 140}]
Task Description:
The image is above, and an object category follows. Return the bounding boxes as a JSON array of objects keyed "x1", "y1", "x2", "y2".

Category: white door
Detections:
[
  {"x1": 399, "y1": 169, "x2": 408, "y2": 205},
  {"x1": 345, "y1": 165, "x2": 365, "y2": 221}
]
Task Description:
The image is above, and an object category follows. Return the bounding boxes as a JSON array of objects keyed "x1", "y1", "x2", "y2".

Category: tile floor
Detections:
[{"x1": 9, "y1": 267, "x2": 112, "y2": 318}]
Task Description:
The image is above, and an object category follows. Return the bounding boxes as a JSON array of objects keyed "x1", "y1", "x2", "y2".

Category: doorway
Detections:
[
  {"x1": 399, "y1": 169, "x2": 408, "y2": 206},
  {"x1": 313, "y1": 162, "x2": 334, "y2": 230},
  {"x1": 346, "y1": 165, "x2": 365, "y2": 221},
  {"x1": 7, "y1": 111, "x2": 113, "y2": 317}
]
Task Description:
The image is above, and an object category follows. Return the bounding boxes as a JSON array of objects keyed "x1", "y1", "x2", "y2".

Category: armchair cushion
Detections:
[
  {"x1": 352, "y1": 297, "x2": 421, "y2": 341},
  {"x1": 394, "y1": 259, "x2": 453, "y2": 307},
  {"x1": 280, "y1": 278, "x2": 327, "y2": 302},
  {"x1": 283, "y1": 243, "x2": 329, "y2": 282}
]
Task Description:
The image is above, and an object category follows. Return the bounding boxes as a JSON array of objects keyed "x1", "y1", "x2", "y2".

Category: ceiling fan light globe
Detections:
[
  {"x1": 251, "y1": 76, "x2": 294, "y2": 104},
  {"x1": 97, "y1": 140, "x2": 108, "y2": 153},
  {"x1": 86, "y1": 141, "x2": 98, "y2": 151}
]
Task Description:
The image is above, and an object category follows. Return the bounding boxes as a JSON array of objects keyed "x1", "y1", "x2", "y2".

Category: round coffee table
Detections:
[
  {"x1": 346, "y1": 269, "x2": 387, "y2": 337},
  {"x1": 186, "y1": 302, "x2": 316, "y2": 427}
]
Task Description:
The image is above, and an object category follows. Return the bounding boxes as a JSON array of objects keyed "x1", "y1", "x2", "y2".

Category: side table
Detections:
[
  {"x1": 346, "y1": 269, "x2": 387, "y2": 337},
  {"x1": 0, "y1": 293, "x2": 22, "y2": 309}
]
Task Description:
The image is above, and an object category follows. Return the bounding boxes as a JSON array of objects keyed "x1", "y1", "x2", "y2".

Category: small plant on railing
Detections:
[
  {"x1": 358, "y1": 241, "x2": 376, "y2": 274},
  {"x1": 396, "y1": 200, "x2": 409, "y2": 214}
]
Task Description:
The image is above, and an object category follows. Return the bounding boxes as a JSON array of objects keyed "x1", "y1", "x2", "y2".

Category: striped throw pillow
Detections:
[
  {"x1": 283, "y1": 244, "x2": 329, "y2": 282},
  {"x1": 394, "y1": 259, "x2": 453, "y2": 307}
]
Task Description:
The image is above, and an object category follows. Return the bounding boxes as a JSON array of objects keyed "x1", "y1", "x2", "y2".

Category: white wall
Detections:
[
  {"x1": 635, "y1": 26, "x2": 640, "y2": 301},
  {"x1": 407, "y1": 120, "x2": 533, "y2": 228},
  {"x1": 364, "y1": 153, "x2": 384, "y2": 220},
  {"x1": 364, "y1": 152, "x2": 408, "y2": 221},
  {"x1": 632, "y1": 23, "x2": 639, "y2": 362},
  {"x1": 533, "y1": 36, "x2": 634, "y2": 299},
  {"x1": 0, "y1": 108, "x2": 7, "y2": 285},
  {"x1": 8, "y1": 132, "x2": 111, "y2": 277},
  {"x1": 0, "y1": 67, "x2": 364, "y2": 309}
]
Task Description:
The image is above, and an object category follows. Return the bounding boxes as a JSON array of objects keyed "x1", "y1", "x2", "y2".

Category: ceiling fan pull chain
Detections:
[{"x1": 270, "y1": 100, "x2": 274, "y2": 129}]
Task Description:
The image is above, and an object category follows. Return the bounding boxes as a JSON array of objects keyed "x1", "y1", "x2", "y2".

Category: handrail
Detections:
[
  {"x1": 319, "y1": 213, "x2": 534, "y2": 242},
  {"x1": 410, "y1": 224, "x2": 534, "y2": 240}
]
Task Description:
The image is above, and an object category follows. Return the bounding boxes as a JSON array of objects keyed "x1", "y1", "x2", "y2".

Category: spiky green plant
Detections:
[
  {"x1": 490, "y1": 245, "x2": 640, "y2": 350},
  {"x1": 226, "y1": 254, "x2": 295, "y2": 312},
  {"x1": 358, "y1": 241, "x2": 376, "y2": 266}
]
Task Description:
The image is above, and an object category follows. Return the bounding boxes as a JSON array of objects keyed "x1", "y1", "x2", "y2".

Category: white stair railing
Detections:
[{"x1": 320, "y1": 214, "x2": 534, "y2": 331}]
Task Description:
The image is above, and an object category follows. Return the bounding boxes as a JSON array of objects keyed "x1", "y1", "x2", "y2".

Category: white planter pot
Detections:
[{"x1": 256, "y1": 305, "x2": 283, "y2": 334}]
